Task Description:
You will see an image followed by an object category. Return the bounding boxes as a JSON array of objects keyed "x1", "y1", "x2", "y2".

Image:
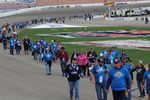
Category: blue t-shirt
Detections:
[
  {"x1": 40, "y1": 39, "x2": 45, "y2": 44},
  {"x1": 123, "y1": 63, "x2": 132, "y2": 73},
  {"x1": 43, "y1": 41, "x2": 48, "y2": 47},
  {"x1": 101, "y1": 50, "x2": 107, "y2": 55},
  {"x1": 144, "y1": 71, "x2": 150, "y2": 85},
  {"x1": 15, "y1": 40, "x2": 21, "y2": 46},
  {"x1": 36, "y1": 41, "x2": 41, "y2": 47},
  {"x1": 51, "y1": 43, "x2": 58, "y2": 53},
  {"x1": 43, "y1": 53, "x2": 53, "y2": 62},
  {"x1": 91, "y1": 65, "x2": 107, "y2": 84},
  {"x1": 107, "y1": 66, "x2": 130, "y2": 91},
  {"x1": 29, "y1": 40, "x2": 32, "y2": 46},
  {"x1": 9, "y1": 39, "x2": 14, "y2": 48},
  {"x1": 32, "y1": 44, "x2": 38, "y2": 51},
  {"x1": 114, "y1": 49, "x2": 119, "y2": 56},
  {"x1": 0, "y1": 34, "x2": 2, "y2": 39},
  {"x1": 107, "y1": 54, "x2": 115, "y2": 64}
]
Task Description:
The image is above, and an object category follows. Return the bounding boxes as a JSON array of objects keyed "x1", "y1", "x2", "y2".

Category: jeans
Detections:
[
  {"x1": 60, "y1": 60, "x2": 67, "y2": 76},
  {"x1": 95, "y1": 83, "x2": 107, "y2": 100},
  {"x1": 2, "y1": 41, "x2": 7, "y2": 50},
  {"x1": 68, "y1": 80, "x2": 80, "y2": 100},
  {"x1": 126, "y1": 80, "x2": 132, "y2": 100},
  {"x1": 16, "y1": 46, "x2": 21, "y2": 55},
  {"x1": 112, "y1": 90, "x2": 126, "y2": 100},
  {"x1": 10, "y1": 47, "x2": 14, "y2": 55},
  {"x1": 33, "y1": 51, "x2": 38, "y2": 60},
  {"x1": 44, "y1": 60, "x2": 52, "y2": 75},
  {"x1": 127, "y1": 90, "x2": 131, "y2": 100},
  {"x1": 80, "y1": 65, "x2": 86, "y2": 76},
  {"x1": 137, "y1": 79, "x2": 145, "y2": 96}
]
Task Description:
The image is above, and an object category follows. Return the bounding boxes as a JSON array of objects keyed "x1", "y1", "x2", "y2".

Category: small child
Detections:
[{"x1": 143, "y1": 64, "x2": 150, "y2": 100}]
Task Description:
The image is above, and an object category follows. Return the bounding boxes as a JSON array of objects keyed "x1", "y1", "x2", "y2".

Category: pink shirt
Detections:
[{"x1": 77, "y1": 54, "x2": 88, "y2": 65}]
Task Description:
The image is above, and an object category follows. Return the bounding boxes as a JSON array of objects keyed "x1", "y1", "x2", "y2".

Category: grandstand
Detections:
[
  {"x1": 0, "y1": 0, "x2": 148, "y2": 10},
  {"x1": 36, "y1": 0, "x2": 143, "y2": 6},
  {"x1": 0, "y1": 0, "x2": 35, "y2": 9}
]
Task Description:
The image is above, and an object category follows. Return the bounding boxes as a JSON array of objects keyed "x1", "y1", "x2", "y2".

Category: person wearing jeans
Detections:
[
  {"x1": 15, "y1": 39, "x2": 21, "y2": 55},
  {"x1": 57, "y1": 47, "x2": 69, "y2": 76},
  {"x1": 64, "y1": 58, "x2": 82, "y2": 100},
  {"x1": 44, "y1": 61, "x2": 52, "y2": 75},
  {"x1": 68, "y1": 80, "x2": 80, "y2": 100},
  {"x1": 42, "y1": 52, "x2": 53, "y2": 75},
  {"x1": 9, "y1": 38, "x2": 15, "y2": 55},
  {"x1": 122, "y1": 57, "x2": 133, "y2": 100},
  {"x1": 131, "y1": 60, "x2": 146, "y2": 97},
  {"x1": 91, "y1": 59, "x2": 108, "y2": 100}
]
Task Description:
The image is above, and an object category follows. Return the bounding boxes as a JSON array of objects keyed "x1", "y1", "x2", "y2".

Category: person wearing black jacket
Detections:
[
  {"x1": 64, "y1": 58, "x2": 82, "y2": 100},
  {"x1": 2, "y1": 34, "x2": 7, "y2": 50},
  {"x1": 131, "y1": 60, "x2": 146, "y2": 97},
  {"x1": 87, "y1": 48, "x2": 97, "y2": 76}
]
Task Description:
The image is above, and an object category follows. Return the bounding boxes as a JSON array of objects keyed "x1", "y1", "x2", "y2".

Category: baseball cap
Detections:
[
  {"x1": 51, "y1": 40, "x2": 54, "y2": 43},
  {"x1": 138, "y1": 60, "x2": 143, "y2": 64},
  {"x1": 97, "y1": 58, "x2": 103, "y2": 63},
  {"x1": 114, "y1": 59, "x2": 121, "y2": 64}
]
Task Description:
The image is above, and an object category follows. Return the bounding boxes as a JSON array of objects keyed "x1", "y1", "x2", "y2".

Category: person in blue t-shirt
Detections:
[
  {"x1": 111, "y1": 47, "x2": 118, "y2": 58},
  {"x1": 15, "y1": 39, "x2": 21, "y2": 55},
  {"x1": 32, "y1": 43, "x2": 39, "y2": 60},
  {"x1": 91, "y1": 58, "x2": 108, "y2": 100},
  {"x1": 29, "y1": 39, "x2": 32, "y2": 51},
  {"x1": 120, "y1": 49, "x2": 130, "y2": 61},
  {"x1": 106, "y1": 60, "x2": 131, "y2": 100},
  {"x1": 122, "y1": 57, "x2": 133, "y2": 100},
  {"x1": 101, "y1": 48, "x2": 107, "y2": 56},
  {"x1": 9, "y1": 38, "x2": 15, "y2": 55},
  {"x1": 106, "y1": 50, "x2": 115, "y2": 64},
  {"x1": 51, "y1": 40, "x2": 58, "y2": 60},
  {"x1": 143, "y1": 64, "x2": 150, "y2": 100},
  {"x1": 42, "y1": 52, "x2": 53, "y2": 75}
]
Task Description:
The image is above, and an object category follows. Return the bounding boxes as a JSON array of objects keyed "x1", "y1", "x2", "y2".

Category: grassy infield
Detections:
[{"x1": 18, "y1": 26, "x2": 150, "y2": 65}]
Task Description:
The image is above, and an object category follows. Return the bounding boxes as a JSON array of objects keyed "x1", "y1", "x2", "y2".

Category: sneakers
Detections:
[
  {"x1": 139, "y1": 95, "x2": 144, "y2": 98},
  {"x1": 139, "y1": 94, "x2": 145, "y2": 98}
]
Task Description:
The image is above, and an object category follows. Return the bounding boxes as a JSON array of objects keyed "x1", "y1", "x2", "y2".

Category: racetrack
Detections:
[
  {"x1": 0, "y1": 43, "x2": 148, "y2": 100},
  {"x1": 0, "y1": 3, "x2": 149, "y2": 100},
  {"x1": 0, "y1": 2, "x2": 150, "y2": 25}
]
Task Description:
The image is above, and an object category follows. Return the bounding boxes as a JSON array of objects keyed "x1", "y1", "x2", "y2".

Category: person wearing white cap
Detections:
[{"x1": 131, "y1": 60, "x2": 146, "y2": 97}]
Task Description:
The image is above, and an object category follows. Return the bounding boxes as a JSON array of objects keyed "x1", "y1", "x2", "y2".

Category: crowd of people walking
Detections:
[
  {"x1": 0, "y1": 33, "x2": 150, "y2": 100},
  {"x1": 0, "y1": 20, "x2": 149, "y2": 100}
]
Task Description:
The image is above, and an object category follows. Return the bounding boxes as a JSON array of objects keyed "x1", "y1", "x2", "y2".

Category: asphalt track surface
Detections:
[{"x1": 0, "y1": 4, "x2": 149, "y2": 100}]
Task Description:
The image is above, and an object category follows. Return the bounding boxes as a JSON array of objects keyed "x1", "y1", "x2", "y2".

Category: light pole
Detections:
[{"x1": 106, "y1": 0, "x2": 113, "y2": 18}]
